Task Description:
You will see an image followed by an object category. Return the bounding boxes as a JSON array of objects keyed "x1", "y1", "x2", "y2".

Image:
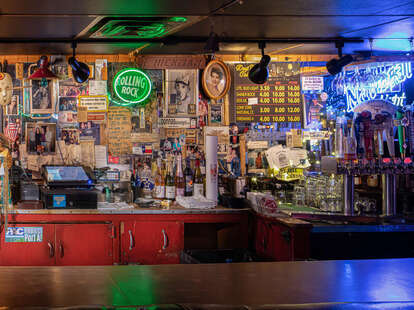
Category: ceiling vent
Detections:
[{"x1": 87, "y1": 16, "x2": 200, "y2": 39}]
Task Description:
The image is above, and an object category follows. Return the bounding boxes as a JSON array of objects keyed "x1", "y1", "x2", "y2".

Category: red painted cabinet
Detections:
[
  {"x1": 55, "y1": 223, "x2": 115, "y2": 266},
  {"x1": 254, "y1": 215, "x2": 312, "y2": 261},
  {"x1": 121, "y1": 221, "x2": 184, "y2": 265},
  {"x1": 0, "y1": 223, "x2": 115, "y2": 266},
  {"x1": 0, "y1": 224, "x2": 55, "y2": 266}
]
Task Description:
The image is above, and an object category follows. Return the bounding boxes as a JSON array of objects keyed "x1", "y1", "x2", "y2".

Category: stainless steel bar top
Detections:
[{"x1": 0, "y1": 258, "x2": 413, "y2": 307}]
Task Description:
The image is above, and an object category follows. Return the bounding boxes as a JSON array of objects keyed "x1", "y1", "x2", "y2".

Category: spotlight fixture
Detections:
[
  {"x1": 28, "y1": 56, "x2": 58, "y2": 79},
  {"x1": 68, "y1": 42, "x2": 90, "y2": 83},
  {"x1": 249, "y1": 42, "x2": 271, "y2": 84},
  {"x1": 326, "y1": 40, "x2": 354, "y2": 75}
]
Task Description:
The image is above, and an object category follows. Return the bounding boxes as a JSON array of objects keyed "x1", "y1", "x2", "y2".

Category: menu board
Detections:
[
  {"x1": 234, "y1": 63, "x2": 302, "y2": 124},
  {"x1": 107, "y1": 106, "x2": 132, "y2": 156}
]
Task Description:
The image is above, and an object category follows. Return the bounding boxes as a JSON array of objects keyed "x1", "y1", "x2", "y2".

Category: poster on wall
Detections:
[
  {"x1": 303, "y1": 92, "x2": 326, "y2": 128},
  {"x1": 233, "y1": 62, "x2": 302, "y2": 127},
  {"x1": 165, "y1": 69, "x2": 197, "y2": 116},
  {"x1": 107, "y1": 106, "x2": 131, "y2": 156}
]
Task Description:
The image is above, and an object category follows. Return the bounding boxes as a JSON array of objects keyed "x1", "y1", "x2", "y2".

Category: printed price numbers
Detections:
[
  {"x1": 287, "y1": 97, "x2": 301, "y2": 103},
  {"x1": 259, "y1": 115, "x2": 290, "y2": 122},
  {"x1": 260, "y1": 92, "x2": 270, "y2": 97},
  {"x1": 287, "y1": 91, "x2": 300, "y2": 97},
  {"x1": 273, "y1": 91, "x2": 285, "y2": 97},
  {"x1": 272, "y1": 97, "x2": 286, "y2": 103},
  {"x1": 287, "y1": 115, "x2": 301, "y2": 122},
  {"x1": 260, "y1": 85, "x2": 270, "y2": 91},
  {"x1": 274, "y1": 85, "x2": 286, "y2": 91},
  {"x1": 287, "y1": 85, "x2": 300, "y2": 91},
  {"x1": 260, "y1": 107, "x2": 271, "y2": 113},
  {"x1": 260, "y1": 97, "x2": 270, "y2": 103},
  {"x1": 274, "y1": 107, "x2": 285, "y2": 113},
  {"x1": 287, "y1": 107, "x2": 300, "y2": 113}
]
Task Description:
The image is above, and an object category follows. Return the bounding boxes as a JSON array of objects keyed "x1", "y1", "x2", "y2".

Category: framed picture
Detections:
[
  {"x1": 59, "y1": 97, "x2": 77, "y2": 111},
  {"x1": 26, "y1": 122, "x2": 56, "y2": 154},
  {"x1": 6, "y1": 95, "x2": 19, "y2": 115},
  {"x1": 165, "y1": 69, "x2": 197, "y2": 116},
  {"x1": 30, "y1": 79, "x2": 54, "y2": 114},
  {"x1": 202, "y1": 59, "x2": 231, "y2": 100},
  {"x1": 80, "y1": 121, "x2": 100, "y2": 144},
  {"x1": 61, "y1": 128, "x2": 79, "y2": 145}
]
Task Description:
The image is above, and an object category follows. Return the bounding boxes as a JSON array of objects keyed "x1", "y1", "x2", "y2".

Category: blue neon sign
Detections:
[{"x1": 345, "y1": 62, "x2": 412, "y2": 112}]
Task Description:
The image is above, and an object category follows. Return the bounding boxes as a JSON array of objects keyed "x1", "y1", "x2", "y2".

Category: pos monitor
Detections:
[{"x1": 43, "y1": 166, "x2": 95, "y2": 188}]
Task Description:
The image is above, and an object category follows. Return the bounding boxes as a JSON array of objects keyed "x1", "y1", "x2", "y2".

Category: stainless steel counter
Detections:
[{"x1": 0, "y1": 258, "x2": 413, "y2": 307}]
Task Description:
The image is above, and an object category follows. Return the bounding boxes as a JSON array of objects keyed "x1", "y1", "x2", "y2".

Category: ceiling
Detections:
[{"x1": 0, "y1": 0, "x2": 414, "y2": 55}]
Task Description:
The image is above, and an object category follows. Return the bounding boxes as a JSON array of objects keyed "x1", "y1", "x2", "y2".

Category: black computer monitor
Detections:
[{"x1": 43, "y1": 166, "x2": 95, "y2": 188}]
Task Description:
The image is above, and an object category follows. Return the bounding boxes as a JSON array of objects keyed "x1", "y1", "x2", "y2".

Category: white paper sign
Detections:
[
  {"x1": 158, "y1": 118, "x2": 191, "y2": 128},
  {"x1": 95, "y1": 145, "x2": 108, "y2": 168},
  {"x1": 89, "y1": 80, "x2": 108, "y2": 95},
  {"x1": 301, "y1": 76, "x2": 324, "y2": 91},
  {"x1": 79, "y1": 96, "x2": 108, "y2": 112},
  {"x1": 248, "y1": 97, "x2": 258, "y2": 105}
]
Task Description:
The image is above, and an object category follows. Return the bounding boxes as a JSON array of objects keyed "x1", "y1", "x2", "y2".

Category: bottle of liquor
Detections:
[
  {"x1": 165, "y1": 159, "x2": 176, "y2": 200},
  {"x1": 175, "y1": 155, "x2": 185, "y2": 197},
  {"x1": 153, "y1": 158, "x2": 165, "y2": 199},
  {"x1": 184, "y1": 158, "x2": 193, "y2": 196},
  {"x1": 193, "y1": 159, "x2": 204, "y2": 197}
]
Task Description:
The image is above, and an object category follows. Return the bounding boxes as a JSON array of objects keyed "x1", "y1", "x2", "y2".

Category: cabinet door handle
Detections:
[
  {"x1": 47, "y1": 241, "x2": 54, "y2": 258},
  {"x1": 162, "y1": 229, "x2": 169, "y2": 250},
  {"x1": 128, "y1": 230, "x2": 135, "y2": 250},
  {"x1": 59, "y1": 242, "x2": 64, "y2": 258}
]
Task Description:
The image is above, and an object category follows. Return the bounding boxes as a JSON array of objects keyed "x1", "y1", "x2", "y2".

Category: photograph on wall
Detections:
[
  {"x1": 202, "y1": 59, "x2": 231, "y2": 100},
  {"x1": 59, "y1": 80, "x2": 88, "y2": 97},
  {"x1": 30, "y1": 79, "x2": 54, "y2": 114},
  {"x1": 210, "y1": 103, "x2": 222, "y2": 124},
  {"x1": 80, "y1": 121, "x2": 100, "y2": 144},
  {"x1": 198, "y1": 95, "x2": 208, "y2": 127},
  {"x1": 58, "y1": 111, "x2": 78, "y2": 124},
  {"x1": 52, "y1": 64, "x2": 69, "y2": 80},
  {"x1": 165, "y1": 69, "x2": 197, "y2": 116},
  {"x1": 59, "y1": 97, "x2": 77, "y2": 111},
  {"x1": 6, "y1": 95, "x2": 19, "y2": 115},
  {"x1": 26, "y1": 122, "x2": 56, "y2": 154},
  {"x1": 61, "y1": 128, "x2": 80, "y2": 145}
]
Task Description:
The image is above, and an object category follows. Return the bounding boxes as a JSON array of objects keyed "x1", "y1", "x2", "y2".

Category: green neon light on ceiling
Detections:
[{"x1": 169, "y1": 16, "x2": 187, "y2": 23}]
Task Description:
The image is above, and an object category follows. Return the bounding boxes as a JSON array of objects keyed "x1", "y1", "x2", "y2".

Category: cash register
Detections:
[{"x1": 41, "y1": 166, "x2": 98, "y2": 209}]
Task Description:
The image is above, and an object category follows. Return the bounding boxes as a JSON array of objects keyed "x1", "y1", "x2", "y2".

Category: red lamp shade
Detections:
[{"x1": 28, "y1": 56, "x2": 57, "y2": 79}]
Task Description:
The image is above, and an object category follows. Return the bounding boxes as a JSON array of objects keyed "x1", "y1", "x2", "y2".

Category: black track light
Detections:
[
  {"x1": 249, "y1": 42, "x2": 271, "y2": 84},
  {"x1": 68, "y1": 42, "x2": 90, "y2": 83},
  {"x1": 326, "y1": 40, "x2": 354, "y2": 75}
]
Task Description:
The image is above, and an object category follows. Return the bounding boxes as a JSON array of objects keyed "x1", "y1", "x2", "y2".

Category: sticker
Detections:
[
  {"x1": 53, "y1": 195, "x2": 66, "y2": 208},
  {"x1": 5, "y1": 227, "x2": 43, "y2": 242}
]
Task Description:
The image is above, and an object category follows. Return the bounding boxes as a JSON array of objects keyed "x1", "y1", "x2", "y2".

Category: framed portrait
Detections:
[
  {"x1": 30, "y1": 79, "x2": 54, "y2": 114},
  {"x1": 165, "y1": 69, "x2": 197, "y2": 116},
  {"x1": 59, "y1": 97, "x2": 77, "y2": 112},
  {"x1": 5, "y1": 95, "x2": 19, "y2": 115},
  {"x1": 26, "y1": 122, "x2": 56, "y2": 155},
  {"x1": 202, "y1": 59, "x2": 231, "y2": 100},
  {"x1": 209, "y1": 103, "x2": 223, "y2": 125}
]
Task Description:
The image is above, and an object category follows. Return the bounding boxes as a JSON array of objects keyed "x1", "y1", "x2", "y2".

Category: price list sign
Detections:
[{"x1": 234, "y1": 63, "x2": 302, "y2": 124}]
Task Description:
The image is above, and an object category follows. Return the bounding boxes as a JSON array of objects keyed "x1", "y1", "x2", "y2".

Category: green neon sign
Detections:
[{"x1": 113, "y1": 68, "x2": 152, "y2": 105}]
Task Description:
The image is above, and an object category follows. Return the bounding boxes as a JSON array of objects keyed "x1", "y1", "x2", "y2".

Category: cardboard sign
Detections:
[
  {"x1": 301, "y1": 76, "x2": 324, "y2": 91},
  {"x1": 107, "y1": 107, "x2": 132, "y2": 156}
]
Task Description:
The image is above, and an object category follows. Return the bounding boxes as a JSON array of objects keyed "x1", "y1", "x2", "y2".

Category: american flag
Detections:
[{"x1": 4, "y1": 123, "x2": 19, "y2": 142}]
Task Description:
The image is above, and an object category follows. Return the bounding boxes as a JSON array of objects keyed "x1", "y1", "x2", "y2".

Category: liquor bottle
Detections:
[
  {"x1": 165, "y1": 160, "x2": 176, "y2": 200},
  {"x1": 153, "y1": 158, "x2": 165, "y2": 199},
  {"x1": 184, "y1": 158, "x2": 193, "y2": 196},
  {"x1": 175, "y1": 156, "x2": 185, "y2": 197},
  {"x1": 193, "y1": 159, "x2": 204, "y2": 197}
]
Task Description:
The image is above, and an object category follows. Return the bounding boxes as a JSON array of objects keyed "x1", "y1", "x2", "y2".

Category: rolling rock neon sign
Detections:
[{"x1": 345, "y1": 62, "x2": 413, "y2": 112}]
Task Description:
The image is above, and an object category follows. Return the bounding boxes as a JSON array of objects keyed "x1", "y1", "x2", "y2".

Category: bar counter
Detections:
[{"x1": 0, "y1": 258, "x2": 413, "y2": 307}]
